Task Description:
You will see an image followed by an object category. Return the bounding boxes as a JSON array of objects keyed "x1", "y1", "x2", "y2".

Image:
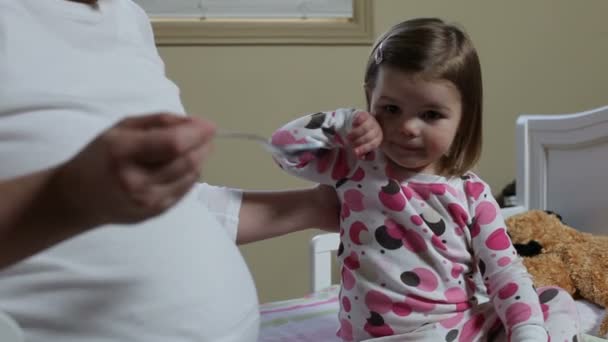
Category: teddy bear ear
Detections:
[
  {"x1": 513, "y1": 240, "x2": 543, "y2": 257},
  {"x1": 544, "y1": 210, "x2": 563, "y2": 222}
]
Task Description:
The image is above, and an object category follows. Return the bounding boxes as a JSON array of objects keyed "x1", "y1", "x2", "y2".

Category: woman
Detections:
[{"x1": 0, "y1": 0, "x2": 338, "y2": 340}]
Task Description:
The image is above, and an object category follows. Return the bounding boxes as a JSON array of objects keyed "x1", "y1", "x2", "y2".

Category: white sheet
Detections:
[
  {"x1": 259, "y1": 286, "x2": 607, "y2": 341},
  {"x1": 577, "y1": 299, "x2": 607, "y2": 338}
]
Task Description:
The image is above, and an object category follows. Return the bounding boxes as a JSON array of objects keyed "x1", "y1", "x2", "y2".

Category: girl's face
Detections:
[{"x1": 366, "y1": 66, "x2": 463, "y2": 175}]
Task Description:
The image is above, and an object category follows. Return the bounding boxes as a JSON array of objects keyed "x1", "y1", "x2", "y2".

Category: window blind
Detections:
[{"x1": 133, "y1": 0, "x2": 354, "y2": 19}]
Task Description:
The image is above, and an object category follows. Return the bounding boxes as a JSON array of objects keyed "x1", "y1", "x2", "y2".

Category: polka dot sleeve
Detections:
[
  {"x1": 270, "y1": 108, "x2": 361, "y2": 186},
  {"x1": 464, "y1": 176, "x2": 548, "y2": 340}
]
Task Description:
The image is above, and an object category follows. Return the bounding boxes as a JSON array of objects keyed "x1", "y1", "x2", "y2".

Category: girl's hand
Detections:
[{"x1": 347, "y1": 111, "x2": 382, "y2": 159}]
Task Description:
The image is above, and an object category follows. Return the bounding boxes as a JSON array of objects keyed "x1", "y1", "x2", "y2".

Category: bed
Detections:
[{"x1": 259, "y1": 105, "x2": 608, "y2": 342}]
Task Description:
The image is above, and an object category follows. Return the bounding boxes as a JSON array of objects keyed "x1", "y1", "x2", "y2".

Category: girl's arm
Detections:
[
  {"x1": 464, "y1": 176, "x2": 548, "y2": 341},
  {"x1": 270, "y1": 108, "x2": 375, "y2": 186},
  {"x1": 237, "y1": 185, "x2": 340, "y2": 244}
]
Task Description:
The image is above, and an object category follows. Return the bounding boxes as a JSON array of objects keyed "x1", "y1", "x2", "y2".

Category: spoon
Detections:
[{"x1": 216, "y1": 131, "x2": 324, "y2": 158}]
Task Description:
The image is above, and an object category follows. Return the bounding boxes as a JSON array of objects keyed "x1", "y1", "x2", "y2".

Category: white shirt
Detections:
[{"x1": 0, "y1": 1, "x2": 259, "y2": 341}]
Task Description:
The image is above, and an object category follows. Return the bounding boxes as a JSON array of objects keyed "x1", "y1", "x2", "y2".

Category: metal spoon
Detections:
[{"x1": 216, "y1": 131, "x2": 324, "y2": 158}]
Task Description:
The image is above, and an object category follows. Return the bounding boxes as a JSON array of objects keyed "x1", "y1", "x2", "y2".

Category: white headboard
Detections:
[{"x1": 516, "y1": 105, "x2": 608, "y2": 235}]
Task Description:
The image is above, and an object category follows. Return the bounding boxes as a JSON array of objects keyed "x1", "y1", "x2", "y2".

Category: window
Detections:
[{"x1": 133, "y1": 0, "x2": 373, "y2": 45}]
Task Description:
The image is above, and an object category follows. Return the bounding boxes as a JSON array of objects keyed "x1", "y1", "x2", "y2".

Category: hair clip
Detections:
[{"x1": 374, "y1": 41, "x2": 384, "y2": 64}]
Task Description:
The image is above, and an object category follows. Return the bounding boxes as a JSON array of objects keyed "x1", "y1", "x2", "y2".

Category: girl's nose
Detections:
[{"x1": 400, "y1": 118, "x2": 420, "y2": 138}]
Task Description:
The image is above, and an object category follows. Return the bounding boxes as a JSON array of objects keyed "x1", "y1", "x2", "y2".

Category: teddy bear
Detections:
[{"x1": 505, "y1": 209, "x2": 608, "y2": 335}]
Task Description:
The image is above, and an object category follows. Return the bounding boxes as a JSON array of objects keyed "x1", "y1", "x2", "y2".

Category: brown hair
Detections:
[{"x1": 364, "y1": 18, "x2": 483, "y2": 176}]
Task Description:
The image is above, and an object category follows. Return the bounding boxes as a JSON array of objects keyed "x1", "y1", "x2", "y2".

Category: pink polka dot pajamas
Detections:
[{"x1": 272, "y1": 108, "x2": 581, "y2": 341}]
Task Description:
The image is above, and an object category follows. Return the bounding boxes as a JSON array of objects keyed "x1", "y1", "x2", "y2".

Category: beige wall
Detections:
[{"x1": 158, "y1": 0, "x2": 608, "y2": 303}]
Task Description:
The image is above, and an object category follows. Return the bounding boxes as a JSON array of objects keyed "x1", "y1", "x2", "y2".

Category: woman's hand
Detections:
[
  {"x1": 54, "y1": 113, "x2": 216, "y2": 227},
  {"x1": 0, "y1": 113, "x2": 217, "y2": 267},
  {"x1": 347, "y1": 111, "x2": 383, "y2": 159}
]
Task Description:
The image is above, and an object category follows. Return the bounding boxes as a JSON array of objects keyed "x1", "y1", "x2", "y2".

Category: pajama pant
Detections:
[{"x1": 354, "y1": 287, "x2": 581, "y2": 342}]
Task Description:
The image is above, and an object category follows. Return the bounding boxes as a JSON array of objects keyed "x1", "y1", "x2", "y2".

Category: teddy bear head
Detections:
[{"x1": 506, "y1": 210, "x2": 589, "y2": 255}]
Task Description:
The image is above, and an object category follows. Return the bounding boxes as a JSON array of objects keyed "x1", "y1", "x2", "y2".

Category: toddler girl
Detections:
[{"x1": 271, "y1": 18, "x2": 581, "y2": 341}]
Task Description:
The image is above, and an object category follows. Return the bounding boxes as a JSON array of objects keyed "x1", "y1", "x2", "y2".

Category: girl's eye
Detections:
[
  {"x1": 382, "y1": 105, "x2": 400, "y2": 114},
  {"x1": 420, "y1": 110, "x2": 443, "y2": 121}
]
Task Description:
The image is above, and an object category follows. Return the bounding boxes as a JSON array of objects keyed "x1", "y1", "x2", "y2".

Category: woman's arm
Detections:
[
  {"x1": 236, "y1": 185, "x2": 340, "y2": 244},
  {"x1": 0, "y1": 167, "x2": 89, "y2": 268}
]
